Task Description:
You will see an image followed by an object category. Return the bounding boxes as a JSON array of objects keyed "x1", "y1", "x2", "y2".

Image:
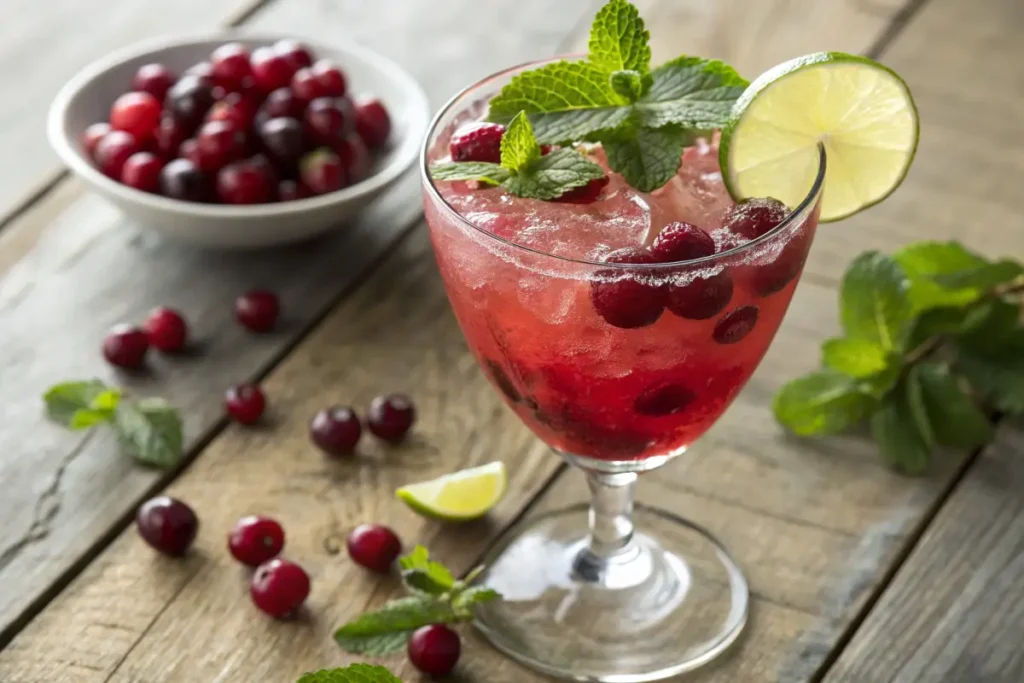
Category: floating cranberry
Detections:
[
  {"x1": 449, "y1": 121, "x2": 503, "y2": 163},
  {"x1": 666, "y1": 270, "x2": 734, "y2": 320},
  {"x1": 367, "y1": 394, "x2": 416, "y2": 442},
  {"x1": 210, "y1": 42, "x2": 252, "y2": 90},
  {"x1": 225, "y1": 383, "x2": 266, "y2": 425},
  {"x1": 311, "y1": 59, "x2": 347, "y2": 97},
  {"x1": 290, "y1": 67, "x2": 324, "y2": 104},
  {"x1": 651, "y1": 222, "x2": 716, "y2": 262},
  {"x1": 136, "y1": 496, "x2": 199, "y2": 556},
  {"x1": 408, "y1": 624, "x2": 461, "y2": 678},
  {"x1": 277, "y1": 179, "x2": 312, "y2": 201},
  {"x1": 259, "y1": 117, "x2": 306, "y2": 167},
  {"x1": 144, "y1": 306, "x2": 189, "y2": 352},
  {"x1": 261, "y1": 87, "x2": 305, "y2": 120},
  {"x1": 110, "y1": 92, "x2": 162, "y2": 141},
  {"x1": 152, "y1": 115, "x2": 189, "y2": 159},
  {"x1": 304, "y1": 97, "x2": 348, "y2": 146},
  {"x1": 713, "y1": 305, "x2": 759, "y2": 344},
  {"x1": 332, "y1": 135, "x2": 370, "y2": 185},
  {"x1": 300, "y1": 148, "x2": 346, "y2": 195},
  {"x1": 235, "y1": 290, "x2": 280, "y2": 332},
  {"x1": 722, "y1": 197, "x2": 789, "y2": 240},
  {"x1": 250, "y1": 558, "x2": 310, "y2": 619},
  {"x1": 120, "y1": 152, "x2": 164, "y2": 193},
  {"x1": 347, "y1": 524, "x2": 402, "y2": 574},
  {"x1": 132, "y1": 63, "x2": 176, "y2": 101},
  {"x1": 554, "y1": 176, "x2": 609, "y2": 204},
  {"x1": 165, "y1": 75, "x2": 215, "y2": 128},
  {"x1": 634, "y1": 383, "x2": 696, "y2": 417},
  {"x1": 310, "y1": 406, "x2": 362, "y2": 456},
  {"x1": 752, "y1": 222, "x2": 814, "y2": 296},
  {"x1": 217, "y1": 159, "x2": 275, "y2": 204},
  {"x1": 229, "y1": 515, "x2": 286, "y2": 567},
  {"x1": 94, "y1": 130, "x2": 141, "y2": 178},
  {"x1": 83, "y1": 122, "x2": 112, "y2": 156},
  {"x1": 103, "y1": 324, "x2": 150, "y2": 368},
  {"x1": 250, "y1": 47, "x2": 294, "y2": 92},
  {"x1": 354, "y1": 97, "x2": 391, "y2": 149},
  {"x1": 589, "y1": 247, "x2": 665, "y2": 329},
  {"x1": 274, "y1": 39, "x2": 314, "y2": 70},
  {"x1": 160, "y1": 158, "x2": 211, "y2": 202}
]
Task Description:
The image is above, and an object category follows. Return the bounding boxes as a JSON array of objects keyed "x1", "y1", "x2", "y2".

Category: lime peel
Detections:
[{"x1": 396, "y1": 461, "x2": 507, "y2": 522}]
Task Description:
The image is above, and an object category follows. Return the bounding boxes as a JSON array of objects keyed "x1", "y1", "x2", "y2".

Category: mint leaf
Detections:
[
  {"x1": 602, "y1": 123, "x2": 684, "y2": 192},
  {"x1": 907, "y1": 307, "x2": 969, "y2": 348},
  {"x1": 871, "y1": 384, "x2": 932, "y2": 475},
  {"x1": 399, "y1": 546, "x2": 456, "y2": 596},
  {"x1": 44, "y1": 380, "x2": 120, "y2": 426},
  {"x1": 502, "y1": 147, "x2": 607, "y2": 200},
  {"x1": 958, "y1": 298, "x2": 1022, "y2": 353},
  {"x1": 821, "y1": 338, "x2": 893, "y2": 379},
  {"x1": 905, "y1": 365, "x2": 936, "y2": 449},
  {"x1": 634, "y1": 57, "x2": 747, "y2": 130},
  {"x1": 298, "y1": 664, "x2": 402, "y2": 683},
  {"x1": 334, "y1": 596, "x2": 458, "y2": 655},
  {"x1": 112, "y1": 398, "x2": 184, "y2": 469},
  {"x1": 935, "y1": 260, "x2": 1022, "y2": 290},
  {"x1": 914, "y1": 362, "x2": 991, "y2": 448},
  {"x1": 955, "y1": 335, "x2": 1024, "y2": 414},
  {"x1": 894, "y1": 241, "x2": 988, "y2": 279},
  {"x1": 610, "y1": 70, "x2": 645, "y2": 101},
  {"x1": 451, "y1": 585, "x2": 501, "y2": 614},
  {"x1": 500, "y1": 112, "x2": 540, "y2": 172},
  {"x1": 588, "y1": 0, "x2": 651, "y2": 74},
  {"x1": 428, "y1": 161, "x2": 510, "y2": 185},
  {"x1": 840, "y1": 252, "x2": 913, "y2": 352},
  {"x1": 773, "y1": 370, "x2": 874, "y2": 436}
]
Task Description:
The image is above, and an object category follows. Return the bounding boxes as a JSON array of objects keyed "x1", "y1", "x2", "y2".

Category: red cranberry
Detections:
[
  {"x1": 354, "y1": 97, "x2": 391, "y2": 149},
  {"x1": 650, "y1": 222, "x2": 716, "y2": 262},
  {"x1": 110, "y1": 92, "x2": 162, "y2": 141},
  {"x1": 261, "y1": 87, "x2": 305, "y2": 120},
  {"x1": 196, "y1": 120, "x2": 246, "y2": 172},
  {"x1": 250, "y1": 558, "x2": 310, "y2": 619},
  {"x1": 304, "y1": 97, "x2": 348, "y2": 146},
  {"x1": 278, "y1": 179, "x2": 312, "y2": 201},
  {"x1": 300, "y1": 148, "x2": 346, "y2": 195},
  {"x1": 235, "y1": 290, "x2": 279, "y2": 332},
  {"x1": 408, "y1": 624, "x2": 461, "y2": 677},
  {"x1": 347, "y1": 524, "x2": 402, "y2": 573},
  {"x1": 634, "y1": 383, "x2": 696, "y2": 417},
  {"x1": 310, "y1": 406, "x2": 362, "y2": 456},
  {"x1": 206, "y1": 92, "x2": 257, "y2": 131},
  {"x1": 178, "y1": 138, "x2": 200, "y2": 165},
  {"x1": 274, "y1": 39, "x2": 314, "y2": 70},
  {"x1": 152, "y1": 115, "x2": 190, "y2": 158},
  {"x1": 449, "y1": 121, "x2": 502, "y2": 163},
  {"x1": 259, "y1": 117, "x2": 306, "y2": 167},
  {"x1": 722, "y1": 197, "x2": 789, "y2": 240},
  {"x1": 366, "y1": 394, "x2": 416, "y2": 442},
  {"x1": 144, "y1": 306, "x2": 188, "y2": 352},
  {"x1": 136, "y1": 496, "x2": 198, "y2": 556},
  {"x1": 102, "y1": 324, "x2": 149, "y2": 368},
  {"x1": 311, "y1": 60, "x2": 347, "y2": 97},
  {"x1": 666, "y1": 270, "x2": 734, "y2": 320},
  {"x1": 120, "y1": 152, "x2": 164, "y2": 193},
  {"x1": 332, "y1": 135, "x2": 370, "y2": 185},
  {"x1": 229, "y1": 515, "x2": 285, "y2": 567},
  {"x1": 83, "y1": 122, "x2": 112, "y2": 156},
  {"x1": 217, "y1": 159, "x2": 275, "y2": 204},
  {"x1": 250, "y1": 47, "x2": 294, "y2": 92},
  {"x1": 165, "y1": 75, "x2": 215, "y2": 128},
  {"x1": 553, "y1": 176, "x2": 609, "y2": 204},
  {"x1": 94, "y1": 130, "x2": 141, "y2": 178},
  {"x1": 225, "y1": 383, "x2": 266, "y2": 425},
  {"x1": 589, "y1": 247, "x2": 665, "y2": 329},
  {"x1": 290, "y1": 67, "x2": 325, "y2": 103},
  {"x1": 210, "y1": 42, "x2": 252, "y2": 90},
  {"x1": 160, "y1": 158, "x2": 211, "y2": 202},
  {"x1": 132, "y1": 63, "x2": 176, "y2": 101},
  {"x1": 185, "y1": 61, "x2": 215, "y2": 80},
  {"x1": 713, "y1": 305, "x2": 759, "y2": 344}
]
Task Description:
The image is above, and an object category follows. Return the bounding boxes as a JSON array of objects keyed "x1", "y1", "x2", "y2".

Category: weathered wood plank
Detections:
[{"x1": 0, "y1": 0, "x2": 602, "y2": 644}]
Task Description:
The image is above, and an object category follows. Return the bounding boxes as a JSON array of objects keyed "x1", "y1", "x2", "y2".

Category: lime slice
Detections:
[
  {"x1": 720, "y1": 52, "x2": 919, "y2": 222},
  {"x1": 396, "y1": 461, "x2": 507, "y2": 521}
]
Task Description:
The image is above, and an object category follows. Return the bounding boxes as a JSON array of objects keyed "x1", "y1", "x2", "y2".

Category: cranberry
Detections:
[
  {"x1": 634, "y1": 382, "x2": 696, "y2": 417},
  {"x1": 408, "y1": 624, "x2": 461, "y2": 677},
  {"x1": 120, "y1": 152, "x2": 164, "y2": 193},
  {"x1": 589, "y1": 247, "x2": 665, "y2": 329},
  {"x1": 332, "y1": 135, "x2": 370, "y2": 185},
  {"x1": 217, "y1": 159, "x2": 275, "y2": 204},
  {"x1": 136, "y1": 496, "x2": 198, "y2": 556},
  {"x1": 722, "y1": 197, "x2": 789, "y2": 240},
  {"x1": 274, "y1": 39, "x2": 314, "y2": 70},
  {"x1": 229, "y1": 515, "x2": 285, "y2": 567},
  {"x1": 553, "y1": 176, "x2": 609, "y2": 204},
  {"x1": 666, "y1": 270, "x2": 734, "y2": 320},
  {"x1": 311, "y1": 60, "x2": 347, "y2": 97},
  {"x1": 300, "y1": 148, "x2": 346, "y2": 194},
  {"x1": 225, "y1": 383, "x2": 266, "y2": 424},
  {"x1": 367, "y1": 394, "x2": 416, "y2": 442},
  {"x1": 210, "y1": 42, "x2": 252, "y2": 90},
  {"x1": 310, "y1": 406, "x2": 362, "y2": 456},
  {"x1": 160, "y1": 158, "x2": 211, "y2": 202},
  {"x1": 290, "y1": 67, "x2": 325, "y2": 104},
  {"x1": 250, "y1": 47, "x2": 294, "y2": 93},
  {"x1": 102, "y1": 324, "x2": 149, "y2": 368},
  {"x1": 110, "y1": 92, "x2": 162, "y2": 141},
  {"x1": 347, "y1": 524, "x2": 402, "y2": 573},
  {"x1": 185, "y1": 61, "x2": 215, "y2": 80},
  {"x1": 179, "y1": 138, "x2": 203, "y2": 166},
  {"x1": 651, "y1": 222, "x2": 716, "y2": 262},
  {"x1": 152, "y1": 115, "x2": 189, "y2": 159},
  {"x1": 206, "y1": 92, "x2": 256, "y2": 131},
  {"x1": 259, "y1": 117, "x2": 306, "y2": 167},
  {"x1": 83, "y1": 122, "x2": 112, "y2": 156},
  {"x1": 165, "y1": 75, "x2": 215, "y2": 128},
  {"x1": 132, "y1": 63, "x2": 176, "y2": 101},
  {"x1": 713, "y1": 305, "x2": 759, "y2": 344},
  {"x1": 144, "y1": 306, "x2": 188, "y2": 352},
  {"x1": 261, "y1": 87, "x2": 305, "y2": 120},
  {"x1": 235, "y1": 290, "x2": 279, "y2": 332},
  {"x1": 196, "y1": 120, "x2": 246, "y2": 172},
  {"x1": 449, "y1": 121, "x2": 503, "y2": 163},
  {"x1": 277, "y1": 179, "x2": 312, "y2": 201},
  {"x1": 250, "y1": 558, "x2": 310, "y2": 619},
  {"x1": 304, "y1": 97, "x2": 348, "y2": 146},
  {"x1": 94, "y1": 130, "x2": 141, "y2": 178},
  {"x1": 354, "y1": 97, "x2": 391, "y2": 149}
]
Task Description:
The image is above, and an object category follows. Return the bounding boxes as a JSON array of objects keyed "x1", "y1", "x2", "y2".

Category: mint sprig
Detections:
[
  {"x1": 429, "y1": 111, "x2": 605, "y2": 200},
  {"x1": 774, "y1": 241, "x2": 1023, "y2": 474},
  {"x1": 43, "y1": 380, "x2": 184, "y2": 469},
  {"x1": 298, "y1": 664, "x2": 402, "y2": 683},
  {"x1": 334, "y1": 546, "x2": 501, "y2": 656}
]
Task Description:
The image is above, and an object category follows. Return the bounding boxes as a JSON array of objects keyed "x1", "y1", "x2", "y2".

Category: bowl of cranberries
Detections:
[{"x1": 48, "y1": 33, "x2": 429, "y2": 248}]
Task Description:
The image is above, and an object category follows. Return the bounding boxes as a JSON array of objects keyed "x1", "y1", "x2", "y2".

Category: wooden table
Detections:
[{"x1": 1, "y1": 0, "x2": 1022, "y2": 680}]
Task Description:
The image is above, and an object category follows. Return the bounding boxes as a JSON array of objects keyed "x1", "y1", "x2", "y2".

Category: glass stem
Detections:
[{"x1": 572, "y1": 472, "x2": 639, "y2": 583}]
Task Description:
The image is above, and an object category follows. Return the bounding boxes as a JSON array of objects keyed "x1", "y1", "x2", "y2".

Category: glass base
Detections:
[{"x1": 473, "y1": 503, "x2": 749, "y2": 682}]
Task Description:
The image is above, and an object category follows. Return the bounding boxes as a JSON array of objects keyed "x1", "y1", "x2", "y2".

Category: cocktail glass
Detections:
[{"x1": 420, "y1": 59, "x2": 825, "y2": 682}]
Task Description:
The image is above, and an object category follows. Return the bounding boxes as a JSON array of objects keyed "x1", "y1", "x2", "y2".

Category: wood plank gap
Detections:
[{"x1": 863, "y1": 0, "x2": 933, "y2": 58}]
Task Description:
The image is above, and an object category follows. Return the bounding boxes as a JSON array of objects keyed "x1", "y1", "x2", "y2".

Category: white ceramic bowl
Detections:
[{"x1": 48, "y1": 32, "x2": 429, "y2": 249}]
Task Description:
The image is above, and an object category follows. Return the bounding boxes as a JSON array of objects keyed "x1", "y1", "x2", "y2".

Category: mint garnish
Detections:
[
  {"x1": 429, "y1": 111, "x2": 605, "y2": 200},
  {"x1": 43, "y1": 380, "x2": 184, "y2": 469},
  {"x1": 774, "y1": 241, "x2": 1023, "y2": 474},
  {"x1": 486, "y1": 0, "x2": 747, "y2": 192},
  {"x1": 334, "y1": 546, "x2": 501, "y2": 656},
  {"x1": 298, "y1": 664, "x2": 402, "y2": 683}
]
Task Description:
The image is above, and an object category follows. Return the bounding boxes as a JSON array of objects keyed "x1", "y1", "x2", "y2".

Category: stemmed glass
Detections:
[{"x1": 420, "y1": 59, "x2": 825, "y2": 682}]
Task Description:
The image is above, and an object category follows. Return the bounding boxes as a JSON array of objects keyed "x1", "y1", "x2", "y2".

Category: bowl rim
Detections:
[{"x1": 48, "y1": 30, "x2": 430, "y2": 218}]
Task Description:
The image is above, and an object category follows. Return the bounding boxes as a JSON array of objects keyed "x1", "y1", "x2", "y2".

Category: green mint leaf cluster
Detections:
[
  {"x1": 297, "y1": 664, "x2": 402, "y2": 683},
  {"x1": 334, "y1": 546, "x2": 501, "y2": 655},
  {"x1": 774, "y1": 241, "x2": 1024, "y2": 474},
  {"x1": 429, "y1": 111, "x2": 605, "y2": 200},
  {"x1": 43, "y1": 380, "x2": 184, "y2": 469},
  {"x1": 486, "y1": 0, "x2": 747, "y2": 191}
]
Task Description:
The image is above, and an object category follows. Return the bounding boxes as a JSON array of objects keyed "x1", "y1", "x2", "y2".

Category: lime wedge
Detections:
[
  {"x1": 396, "y1": 461, "x2": 507, "y2": 521},
  {"x1": 720, "y1": 52, "x2": 919, "y2": 222}
]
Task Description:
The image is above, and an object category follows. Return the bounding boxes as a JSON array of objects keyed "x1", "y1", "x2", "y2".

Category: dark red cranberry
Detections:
[
  {"x1": 666, "y1": 270, "x2": 734, "y2": 320},
  {"x1": 650, "y1": 222, "x2": 716, "y2": 262},
  {"x1": 290, "y1": 67, "x2": 325, "y2": 103},
  {"x1": 217, "y1": 159, "x2": 275, "y2": 204},
  {"x1": 225, "y1": 383, "x2": 266, "y2": 425},
  {"x1": 408, "y1": 624, "x2": 461, "y2": 678},
  {"x1": 160, "y1": 158, "x2": 211, "y2": 202},
  {"x1": 229, "y1": 515, "x2": 285, "y2": 567},
  {"x1": 354, "y1": 97, "x2": 391, "y2": 149},
  {"x1": 152, "y1": 115, "x2": 189, "y2": 158},
  {"x1": 752, "y1": 220, "x2": 814, "y2": 296},
  {"x1": 143, "y1": 306, "x2": 188, "y2": 352},
  {"x1": 553, "y1": 176, "x2": 609, "y2": 204},
  {"x1": 274, "y1": 39, "x2": 314, "y2": 71},
  {"x1": 311, "y1": 60, "x2": 347, "y2": 97},
  {"x1": 722, "y1": 197, "x2": 789, "y2": 240},
  {"x1": 304, "y1": 97, "x2": 348, "y2": 146},
  {"x1": 713, "y1": 305, "x2": 759, "y2": 344},
  {"x1": 206, "y1": 92, "x2": 257, "y2": 131},
  {"x1": 102, "y1": 324, "x2": 149, "y2": 368},
  {"x1": 136, "y1": 496, "x2": 198, "y2": 556},
  {"x1": 250, "y1": 558, "x2": 310, "y2": 619},
  {"x1": 589, "y1": 247, "x2": 665, "y2": 329},
  {"x1": 235, "y1": 290, "x2": 280, "y2": 332},
  {"x1": 347, "y1": 524, "x2": 402, "y2": 573},
  {"x1": 196, "y1": 120, "x2": 246, "y2": 173},
  {"x1": 261, "y1": 87, "x2": 305, "y2": 120},
  {"x1": 634, "y1": 383, "x2": 696, "y2": 417},
  {"x1": 132, "y1": 63, "x2": 176, "y2": 101},
  {"x1": 83, "y1": 122, "x2": 112, "y2": 156},
  {"x1": 310, "y1": 406, "x2": 362, "y2": 456},
  {"x1": 259, "y1": 117, "x2": 306, "y2": 166},
  {"x1": 277, "y1": 179, "x2": 312, "y2": 201},
  {"x1": 210, "y1": 42, "x2": 252, "y2": 90},
  {"x1": 120, "y1": 152, "x2": 164, "y2": 193},
  {"x1": 110, "y1": 92, "x2": 162, "y2": 141},
  {"x1": 179, "y1": 137, "x2": 203, "y2": 164},
  {"x1": 185, "y1": 61, "x2": 215, "y2": 80},
  {"x1": 250, "y1": 47, "x2": 294, "y2": 92},
  {"x1": 94, "y1": 130, "x2": 141, "y2": 178},
  {"x1": 367, "y1": 394, "x2": 416, "y2": 442},
  {"x1": 332, "y1": 135, "x2": 370, "y2": 185},
  {"x1": 449, "y1": 121, "x2": 503, "y2": 163},
  {"x1": 300, "y1": 148, "x2": 346, "y2": 194},
  {"x1": 164, "y1": 75, "x2": 215, "y2": 128}
]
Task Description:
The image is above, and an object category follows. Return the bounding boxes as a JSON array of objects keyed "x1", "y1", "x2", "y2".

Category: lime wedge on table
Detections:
[
  {"x1": 720, "y1": 52, "x2": 919, "y2": 222},
  {"x1": 396, "y1": 461, "x2": 507, "y2": 521}
]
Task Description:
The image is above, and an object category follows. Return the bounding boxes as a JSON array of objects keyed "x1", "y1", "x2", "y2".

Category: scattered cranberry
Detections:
[
  {"x1": 250, "y1": 558, "x2": 310, "y2": 619},
  {"x1": 261, "y1": 87, "x2": 305, "y2": 120},
  {"x1": 274, "y1": 39, "x2": 314, "y2": 70},
  {"x1": 160, "y1": 158, "x2": 210, "y2": 202},
  {"x1": 196, "y1": 120, "x2": 246, "y2": 172},
  {"x1": 651, "y1": 222, "x2": 716, "y2": 262},
  {"x1": 83, "y1": 122, "x2": 112, "y2": 156},
  {"x1": 354, "y1": 97, "x2": 391, "y2": 149},
  {"x1": 449, "y1": 121, "x2": 503, "y2": 163},
  {"x1": 165, "y1": 75, "x2": 215, "y2": 128},
  {"x1": 278, "y1": 179, "x2": 312, "y2": 201},
  {"x1": 210, "y1": 42, "x2": 252, "y2": 90},
  {"x1": 666, "y1": 270, "x2": 734, "y2": 320},
  {"x1": 120, "y1": 152, "x2": 164, "y2": 193},
  {"x1": 311, "y1": 60, "x2": 347, "y2": 97},
  {"x1": 143, "y1": 306, "x2": 189, "y2": 352},
  {"x1": 94, "y1": 130, "x2": 141, "y2": 178},
  {"x1": 722, "y1": 197, "x2": 789, "y2": 240},
  {"x1": 333, "y1": 135, "x2": 370, "y2": 185},
  {"x1": 367, "y1": 394, "x2": 416, "y2": 442},
  {"x1": 235, "y1": 290, "x2": 280, "y2": 332},
  {"x1": 713, "y1": 305, "x2": 759, "y2": 344},
  {"x1": 136, "y1": 496, "x2": 199, "y2": 556},
  {"x1": 304, "y1": 97, "x2": 348, "y2": 146},
  {"x1": 225, "y1": 383, "x2": 266, "y2": 425},
  {"x1": 300, "y1": 148, "x2": 346, "y2": 195},
  {"x1": 310, "y1": 406, "x2": 362, "y2": 456},
  {"x1": 250, "y1": 47, "x2": 295, "y2": 93},
  {"x1": 229, "y1": 515, "x2": 286, "y2": 567},
  {"x1": 259, "y1": 117, "x2": 306, "y2": 167},
  {"x1": 132, "y1": 63, "x2": 176, "y2": 101},
  {"x1": 589, "y1": 247, "x2": 665, "y2": 329},
  {"x1": 347, "y1": 523, "x2": 402, "y2": 573},
  {"x1": 110, "y1": 92, "x2": 162, "y2": 141},
  {"x1": 634, "y1": 383, "x2": 696, "y2": 417},
  {"x1": 217, "y1": 159, "x2": 275, "y2": 204},
  {"x1": 102, "y1": 324, "x2": 150, "y2": 368},
  {"x1": 206, "y1": 92, "x2": 257, "y2": 131},
  {"x1": 290, "y1": 67, "x2": 325, "y2": 104},
  {"x1": 408, "y1": 624, "x2": 461, "y2": 678},
  {"x1": 152, "y1": 115, "x2": 189, "y2": 158},
  {"x1": 554, "y1": 176, "x2": 609, "y2": 204}
]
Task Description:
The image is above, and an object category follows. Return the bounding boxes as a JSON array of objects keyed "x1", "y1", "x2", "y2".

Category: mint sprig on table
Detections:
[
  {"x1": 298, "y1": 664, "x2": 401, "y2": 683},
  {"x1": 43, "y1": 380, "x2": 184, "y2": 469},
  {"x1": 333, "y1": 545, "x2": 500, "y2": 655},
  {"x1": 429, "y1": 111, "x2": 605, "y2": 200},
  {"x1": 774, "y1": 242, "x2": 1024, "y2": 474},
  {"x1": 485, "y1": 0, "x2": 747, "y2": 192}
]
